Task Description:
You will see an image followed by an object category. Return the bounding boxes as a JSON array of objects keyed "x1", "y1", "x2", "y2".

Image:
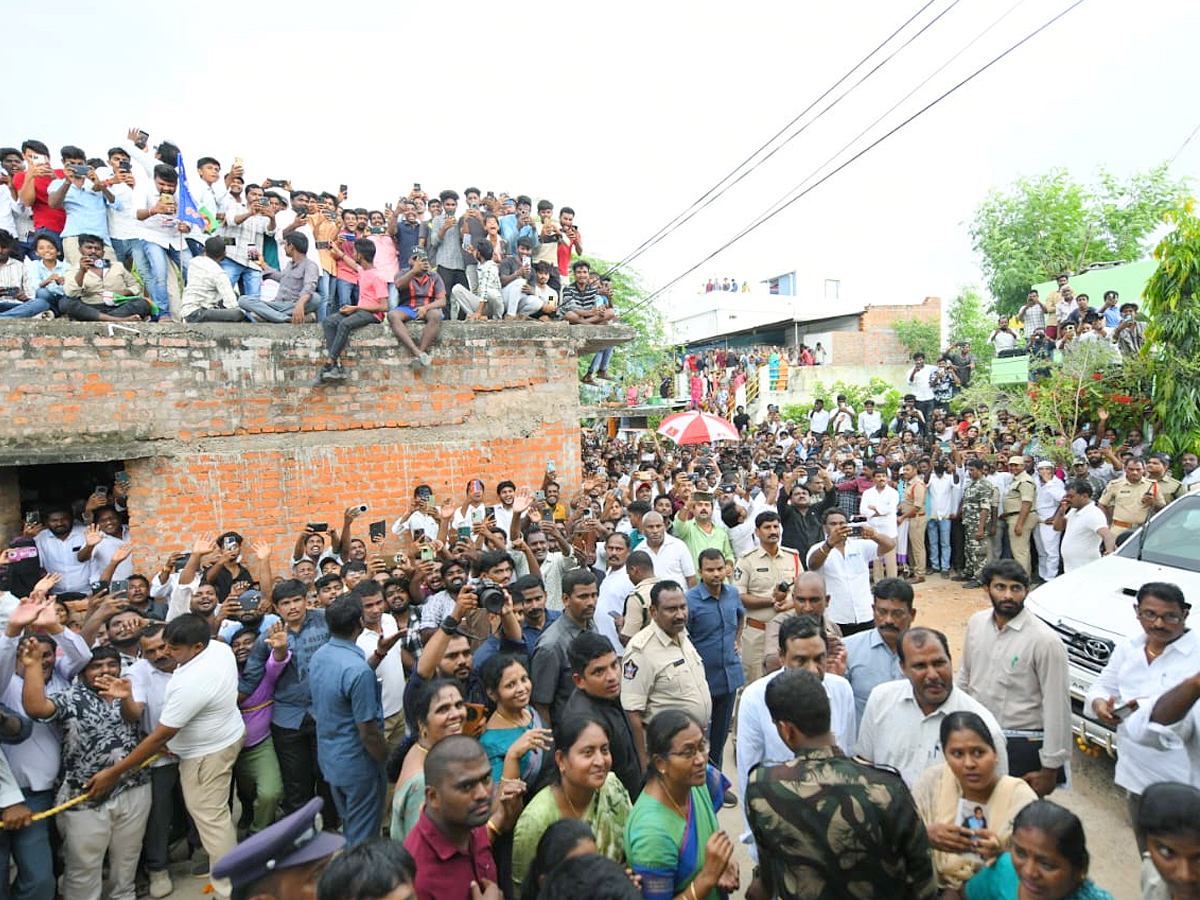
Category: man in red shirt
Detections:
[
  {"x1": 12, "y1": 140, "x2": 69, "y2": 237},
  {"x1": 387, "y1": 248, "x2": 445, "y2": 369},
  {"x1": 557, "y1": 206, "x2": 582, "y2": 278},
  {"x1": 403, "y1": 736, "x2": 502, "y2": 900}
]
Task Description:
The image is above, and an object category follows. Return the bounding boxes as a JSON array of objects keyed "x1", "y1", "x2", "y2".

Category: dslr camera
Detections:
[{"x1": 476, "y1": 579, "x2": 507, "y2": 615}]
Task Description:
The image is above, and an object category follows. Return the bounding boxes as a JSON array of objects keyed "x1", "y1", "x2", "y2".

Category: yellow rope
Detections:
[{"x1": 0, "y1": 753, "x2": 163, "y2": 827}]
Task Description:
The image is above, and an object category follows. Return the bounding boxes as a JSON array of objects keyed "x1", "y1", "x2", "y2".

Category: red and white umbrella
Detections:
[{"x1": 656, "y1": 411, "x2": 741, "y2": 445}]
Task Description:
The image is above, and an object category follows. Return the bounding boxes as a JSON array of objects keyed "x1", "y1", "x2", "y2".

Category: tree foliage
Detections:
[
  {"x1": 580, "y1": 256, "x2": 666, "y2": 380},
  {"x1": 1144, "y1": 203, "x2": 1200, "y2": 457},
  {"x1": 891, "y1": 317, "x2": 940, "y2": 358},
  {"x1": 946, "y1": 285, "x2": 996, "y2": 372},
  {"x1": 969, "y1": 164, "x2": 1189, "y2": 317}
]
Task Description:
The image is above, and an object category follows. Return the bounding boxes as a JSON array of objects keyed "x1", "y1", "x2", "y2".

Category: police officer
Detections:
[
  {"x1": 734, "y1": 511, "x2": 801, "y2": 683},
  {"x1": 960, "y1": 458, "x2": 992, "y2": 589},
  {"x1": 1145, "y1": 452, "x2": 1185, "y2": 505},
  {"x1": 620, "y1": 580, "x2": 711, "y2": 766},
  {"x1": 1000, "y1": 455, "x2": 1037, "y2": 577},
  {"x1": 1099, "y1": 456, "x2": 1159, "y2": 534},
  {"x1": 211, "y1": 798, "x2": 344, "y2": 900}
]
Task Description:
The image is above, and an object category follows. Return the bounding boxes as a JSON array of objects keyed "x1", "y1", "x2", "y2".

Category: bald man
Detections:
[
  {"x1": 763, "y1": 571, "x2": 846, "y2": 675},
  {"x1": 637, "y1": 511, "x2": 697, "y2": 589}
]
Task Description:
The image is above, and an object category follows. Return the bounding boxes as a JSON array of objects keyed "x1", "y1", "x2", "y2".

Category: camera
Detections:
[
  {"x1": 353, "y1": 504, "x2": 369, "y2": 514},
  {"x1": 477, "y1": 579, "x2": 507, "y2": 615},
  {"x1": 91, "y1": 259, "x2": 110, "y2": 270}
]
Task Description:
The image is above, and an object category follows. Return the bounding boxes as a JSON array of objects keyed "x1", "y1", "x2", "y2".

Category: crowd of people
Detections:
[
  {"x1": 1, "y1": 395, "x2": 1198, "y2": 900},
  {"x1": 992, "y1": 274, "x2": 1147, "y2": 366},
  {"x1": 701, "y1": 278, "x2": 751, "y2": 294},
  {"x1": 0, "y1": 134, "x2": 619, "y2": 384}
]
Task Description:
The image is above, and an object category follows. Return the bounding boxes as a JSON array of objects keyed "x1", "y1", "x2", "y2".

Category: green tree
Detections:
[
  {"x1": 1144, "y1": 203, "x2": 1200, "y2": 457},
  {"x1": 969, "y1": 165, "x2": 1189, "y2": 316},
  {"x1": 578, "y1": 256, "x2": 667, "y2": 383},
  {"x1": 947, "y1": 285, "x2": 994, "y2": 351},
  {"x1": 891, "y1": 317, "x2": 940, "y2": 358}
]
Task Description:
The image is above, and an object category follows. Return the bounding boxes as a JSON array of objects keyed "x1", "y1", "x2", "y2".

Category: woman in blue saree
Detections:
[{"x1": 624, "y1": 711, "x2": 739, "y2": 900}]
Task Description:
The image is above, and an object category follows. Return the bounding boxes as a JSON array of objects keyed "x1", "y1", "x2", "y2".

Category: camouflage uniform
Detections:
[
  {"x1": 746, "y1": 746, "x2": 937, "y2": 900},
  {"x1": 961, "y1": 475, "x2": 993, "y2": 582}
]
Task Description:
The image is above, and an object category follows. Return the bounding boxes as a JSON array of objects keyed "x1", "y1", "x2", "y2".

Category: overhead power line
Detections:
[
  {"x1": 625, "y1": 0, "x2": 1088, "y2": 315},
  {"x1": 603, "y1": 0, "x2": 956, "y2": 277}
]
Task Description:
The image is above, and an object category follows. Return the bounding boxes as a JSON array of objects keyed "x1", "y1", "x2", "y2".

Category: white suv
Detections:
[{"x1": 1024, "y1": 492, "x2": 1200, "y2": 754}]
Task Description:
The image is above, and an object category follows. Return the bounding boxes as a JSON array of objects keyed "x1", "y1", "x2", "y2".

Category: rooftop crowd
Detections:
[
  {"x1": 2, "y1": 376, "x2": 1199, "y2": 900},
  {"x1": 0, "y1": 133, "x2": 618, "y2": 384}
]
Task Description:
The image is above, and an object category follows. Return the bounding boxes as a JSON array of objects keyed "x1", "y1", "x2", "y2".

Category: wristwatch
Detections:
[{"x1": 440, "y1": 615, "x2": 459, "y2": 635}]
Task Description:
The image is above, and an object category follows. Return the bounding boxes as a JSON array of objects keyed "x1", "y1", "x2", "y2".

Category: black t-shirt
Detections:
[{"x1": 733, "y1": 412, "x2": 750, "y2": 433}]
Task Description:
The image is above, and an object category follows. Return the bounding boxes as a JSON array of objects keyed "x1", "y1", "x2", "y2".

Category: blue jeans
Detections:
[
  {"x1": 0, "y1": 289, "x2": 57, "y2": 318},
  {"x1": 0, "y1": 787, "x2": 56, "y2": 900},
  {"x1": 329, "y1": 768, "x2": 386, "y2": 847},
  {"x1": 927, "y1": 518, "x2": 952, "y2": 573},
  {"x1": 334, "y1": 278, "x2": 358, "y2": 311},
  {"x1": 141, "y1": 241, "x2": 182, "y2": 318},
  {"x1": 219, "y1": 258, "x2": 262, "y2": 298},
  {"x1": 588, "y1": 346, "x2": 614, "y2": 374},
  {"x1": 317, "y1": 271, "x2": 333, "y2": 322}
]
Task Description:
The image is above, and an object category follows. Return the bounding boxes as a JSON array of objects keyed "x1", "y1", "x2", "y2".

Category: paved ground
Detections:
[{"x1": 165, "y1": 574, "x2": 1142, "y2": 900}]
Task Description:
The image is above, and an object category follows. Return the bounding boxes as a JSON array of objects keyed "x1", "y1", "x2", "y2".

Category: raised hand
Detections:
[
  {"x1": 31, "y1": 573, "x2": 61, "y2": 599},
  {"x1": 512, "y1": 487, "x2": 533, "y2": 514},
  {"x1": 112, "y1": 542, "x2": 134, "y2": 564},
  {"x1": 251, "y1": 540, "x2": 271, "y2": 561},
  {"x1": 15, "y1": 636, "x2": 43, "y2": 670},
  {"x1": 6, "y1": 596, "x2": 51, "y2": 635},
  {"x1": 192, "y1": 532, "x2": 218, "y2": 556},
  {"x1": 265, "y1": 621, "x2": 289, "y2": 653},
  {"x1": 84, "y1": 524, "x2": 104, "y2": 548}
]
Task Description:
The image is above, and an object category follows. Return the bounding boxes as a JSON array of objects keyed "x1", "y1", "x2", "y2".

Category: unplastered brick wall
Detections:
[
  {"x1": 835, "y1": 295, "x2": 942, "y2": 365},
  {"x1": 0, "y1": 320, "x2": 630, "y2": 574}
]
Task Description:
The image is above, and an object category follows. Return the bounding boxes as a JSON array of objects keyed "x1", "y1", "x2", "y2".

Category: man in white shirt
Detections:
[
  {"x1": 219, "y1": 178, "x2": 271, "y2": 299},
  {"x1": 353, "y1": 583, "x2": 406, "y2": 747},
  {"x1": 449, "y1": 479, "x2": 489, "y2": 533},
  {"x1": 638, "y1": 512, "x2": 697, "y2": 589},
  {"x1": 392, "y1": 486, "x2": 440, "y2": 543},
  {"x1": 1033, "y1": 461, "x2": 1066, "y2": 582},
  {"x1": 855, "y1": 626, "x2": 1008, "y2": 787},
  {"x1": 1181, "y1": 452, "x2": 1200, "y2": 491},
  {"x1": 859, "y1": 470, "x2": 899, "y2": 579},
  {"x1": 925, "y1": 461, "x2": 957, "y2": 577},
  {"x1": 807, "y1": 399, "x2": 831, "y2": 437},
  {"x1": 1053, "y1": 480, "x2": 1115, "y2": 575},
  {"x1": 87, "y1": 614, "x2": 246, "y2": 900},
  {"x1": 593, "y1": 533, "x2": 632, "y2": 655},
  {"x1": 180, "y1": 237, "x2": 248, "y2": 323},
  {"x1": 806, "y1": 509, "x2": 895, "y2": 634},
  {"x1": 857, "y1": 400, "x2": 883, "y2": 440},
  {"x1": 829, "y1": 395, "x2": 856, "y2": 435},
  {"x1": 32, "y1": 507, "x2": 91, "y2": 594},
  {"x1": 735, "y1": 615, "x2": 856, "y2": 861},
  {"x1": 905, "y1": 353, "x2": 936, "y2": 433}
]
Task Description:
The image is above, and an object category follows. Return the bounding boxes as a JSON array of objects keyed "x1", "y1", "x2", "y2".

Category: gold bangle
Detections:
[{"x1": 688, "y1": 883, "x2": 699, "y2": 900}]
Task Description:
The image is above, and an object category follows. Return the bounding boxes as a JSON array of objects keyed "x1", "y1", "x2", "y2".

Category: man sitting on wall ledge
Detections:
[{"x1": 61, "y1": 233, "x2": 153, "y2": 322}]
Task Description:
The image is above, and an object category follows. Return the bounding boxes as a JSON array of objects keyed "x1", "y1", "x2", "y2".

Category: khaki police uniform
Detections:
[
  {"x1": 1152, "y1": 475, "x2": 1185, "y2": 506},
  {"x1": 734, "y1": 545, "x2": 801, "y2": 683},
  {"x1": 620, "y1": 620, "x2": 712, "y2": 729},
  {"x1": 620, "y1": 577, "x2": 660, "y2": 640},
  {"x1": 1099, "y1": 476, "x2": 1156, "y2": 531},
  {"x1": 1001, "y1": 471, "x2": 1037, "y2": 577}
]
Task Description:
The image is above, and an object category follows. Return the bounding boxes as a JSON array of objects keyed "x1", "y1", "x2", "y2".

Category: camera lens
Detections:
[{"x1": 478, "y1": 581, "x2": 507, "y2": 615}]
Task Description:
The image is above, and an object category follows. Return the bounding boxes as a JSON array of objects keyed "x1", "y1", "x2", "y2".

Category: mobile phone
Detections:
[
  {"x1": 582, "y1": 508, "x2": 594, "y2": 520},
  {"x1": 456, "y1": 526, "x2": 471, "y2": 540},
  {"x1": 234, "y1": 156, "x2": 244, "y2": 168},
  {"x1": 114, "y1": 471, "x2": 130, "y2": 485},
  {"x1": 118, "y1": 160, "x2": 132, "y2": 173},
  {"x1": 30, "y1": 152, "x2": 48, "y2": 166},
  {"x1": 91, "y1": 259, "x2": 110, "y2": 270},
  {"x1": 110, "y1": 579, "x2": 129, "y2": 595},
  {"x1": 370, "y1": 227, "x2": 385, "y2": 234},
  {"x1": 607, "y1": 610, "x2": 622, "y2": 620},
  {"x1": 222, "y1": 537, "x2": 238, "y2": 552},
  {"x1": 223, "y1": 236, "x2": 237, "y2": 247},
  {"x1": 546, "y1": 459, "x2": 556, "y2": 473},
  {"x1": 413, "y1": 183, "x2": 421, "y2": 191},
  {"x1": 535, "y1": 490, "x2": 546, "y2": 502},
  {"x1": 1111, "y1": 700, "x2": 1135, "y2": 720},
  {"x1": 239, "y1": 589, "x2": 262, "y2": 612},
  {"x1": 24, "y1": 510, "x2": 40, "y2": 526},
  {"x1": 90, "y1": 580, "x2": 107, "y2": 593},
  {"x1": 69, "y1": 164, "x2": 90, "y2": 177},
  {"x1": 419, "y1": 547, "x2": 435, "y2": 562},
  {"x1": 315, "y1": 241, "x2": 331, "y2": 250},
  {"x1": 470, "y1": 508, "x2": 485, "y2": 525},
  {"x1": 172, "y1": 554, "x2": 189, "y2": 572},
  {"x1": 94, "y1": 485, "x2": 108, "y2": 498},
  {"x1": 5, "y1": 546, "x2": 38, "y2": 562},
  {"x1": 369, "y1": 520, "x2": 386, "y2": 541},
  {"x1": 136, "y1": 130, "x2": 150, "y2": 146},
  {"x1": 307, "y1": 522, "x2": 328, "y2": 532},
  {"x1": 339, "y1": 183, "x2": 348, "y2": 196}
]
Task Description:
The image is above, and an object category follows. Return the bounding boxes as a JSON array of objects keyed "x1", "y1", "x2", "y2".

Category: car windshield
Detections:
[{"x1": 1120, "y1": 497, "x2": 1200, "y2": 573}]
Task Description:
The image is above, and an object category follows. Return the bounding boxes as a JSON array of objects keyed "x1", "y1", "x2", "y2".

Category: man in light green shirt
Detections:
[{"x1": 672, "y1": 492, "x2": 734, "y2": 572}]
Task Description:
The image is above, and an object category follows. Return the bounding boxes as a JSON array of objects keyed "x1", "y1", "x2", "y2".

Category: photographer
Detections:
[
  {"x1": 402, "y1": 580, "x2": 522, "y2": 734},
  {"x1": 806, "y1": 509, "x2": 895, "y2": 635},
  {"x1": 238, "y1": 232, "x2": 322, "y2": 324},
  {"x1": 450, "y1": 237, "x2": 503, "y2": 320},
  {"x1": 61, "y1": 233, "x2": 151, "y2": 321},
  {"x1": 989, "y1": 315, "x2": 1018, "y2": 355},
  {"x1": 47, "y1": 150, "x2": 119, "y2": 265}
]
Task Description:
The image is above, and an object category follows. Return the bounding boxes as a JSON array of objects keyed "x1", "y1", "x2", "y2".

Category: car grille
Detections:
[{"x1": 1045, "y1": 621, "x2": 1115, "y2": 674}]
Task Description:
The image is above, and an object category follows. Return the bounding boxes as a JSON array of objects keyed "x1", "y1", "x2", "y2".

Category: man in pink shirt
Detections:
[{"x1": 316, "y1": 238, "x2": 387, "y2": 384}]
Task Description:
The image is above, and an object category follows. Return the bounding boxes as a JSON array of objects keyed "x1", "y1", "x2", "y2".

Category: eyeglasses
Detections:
[
  {"x1": 1136, "y1": 609, "x2": 1186, "y2": 626},
  {"x1": 668, "y1": 740, "x2": 710, "y2": 759}
]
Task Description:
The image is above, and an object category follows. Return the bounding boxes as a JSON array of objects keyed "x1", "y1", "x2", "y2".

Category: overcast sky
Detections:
[{"x1": 9, "y1": 0, "x2": 1199, "y2": 318}]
